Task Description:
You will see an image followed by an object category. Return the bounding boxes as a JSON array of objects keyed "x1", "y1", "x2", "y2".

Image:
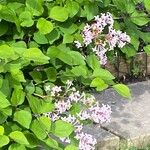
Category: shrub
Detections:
[{"x1": 0, "y1": 0, "x2": 132, "y2": 149}]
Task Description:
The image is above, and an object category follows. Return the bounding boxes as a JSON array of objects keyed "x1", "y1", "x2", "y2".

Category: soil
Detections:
[{"x1": 117, "y1": 74, "x2": 150, "y2": 84}]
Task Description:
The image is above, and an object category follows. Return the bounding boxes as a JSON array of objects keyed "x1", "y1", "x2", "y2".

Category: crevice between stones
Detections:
[{"x1": 100, "y1": 126, "x2": 125, "y2": 140}]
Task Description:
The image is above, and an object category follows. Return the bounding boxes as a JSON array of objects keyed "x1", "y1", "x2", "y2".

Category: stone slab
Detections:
[
  {"x1": 83, "y1": 125, "x2": 119, "y2": 150},
  {"x1": 94, "y1": 80, "x2": 150, "y2": 148}
]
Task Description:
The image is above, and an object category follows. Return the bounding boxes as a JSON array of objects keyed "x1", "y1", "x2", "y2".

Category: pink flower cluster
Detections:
[
  {"x1": 90, "y1": 104, "x2": 112, "y2": 123},
  {"x1": 43, "y1": 81, "x2": 112, "y2": 150},
  {"x1": 77, "y1": 103, "x2": 111, "y2": 124},
  {"x1": 75, "y1": 132, "x2": 97, "y2": 150},
  {"x1": 74, "y1": 12, "x2": 130, "y2": 65}
]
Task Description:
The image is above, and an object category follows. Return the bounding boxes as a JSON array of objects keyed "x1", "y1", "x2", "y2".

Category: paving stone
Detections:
[
  {"x1": 83, "y1": 125, "x2": 120, "y2": 150},
  {"x1": 94, "y1": 80, "x2": 150, "y2": 148}
]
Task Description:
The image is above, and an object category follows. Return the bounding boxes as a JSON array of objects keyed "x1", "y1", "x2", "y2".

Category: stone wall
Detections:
[{"x1": 105, "y1": 52, "x2": 149, "y2": 77}]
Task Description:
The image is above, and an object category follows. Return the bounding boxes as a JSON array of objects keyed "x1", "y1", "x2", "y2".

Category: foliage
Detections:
[
  {"x1": 105, "y1": 0, "x2": 150, "y2": 58},
  {"x1": 0, "y1": 0, "x2": 133, "y2": 149}
]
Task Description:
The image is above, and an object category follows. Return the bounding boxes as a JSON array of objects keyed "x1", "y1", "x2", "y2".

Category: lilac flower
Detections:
[
  {"x1": 82, "y1": 24, "x2": 94, "y2": 46},
  {"x1": 102, "y1": 12, "x2": 114, "y2": 27},
  {"x1": 74, "y1": 124, "x2": 83, "y2": 133},
  {"x1": 91, "y1": 23, "x2": 103, "y2": 37},
  {"x1": 78, "y1": 110, "x2": 90, "y2": 121},
  {"x1": 41, "y1": 82, "x2": 112, "y2": 150},
  {"x1": 45, "y1": 85, "x2": 51, "y2": 92},
  {"x1": 106, "y1": 29, "x2": 131, "y2": 50},
  {"x1": 92, "y1": 45, "x2": 107, "y2": 65},
  {"x1": 68, "y1": 91, "x2": 81, "y2": 102},
  {"x1": 55, "y1": 100, "x2": 71, "y2": 114},
  {"x1": 116, "y1": 31, "x2": 131, "y2": 48},
  {"x1": 106, "y1": 28, "x2": 118, "y2": 50},
  {"x1": 44, "y1": 112, "x2": 60, "y2": 122},
  {"x1": 74, "y1": 41, "x2": 82, "y2": 48},
  {"x1": 95, "y1": 12, "x2": 114, "y2": 28},
  {"x1": 66, "y1": 80, "x2": 73, "y2": 89},
  {"x1": 51, "y1": 86, "x2": 62, "y2": 96},
  {"x1": 74, "y1": 12, "x2": 130, "y2": 67},
  {"x1": 75, "y1": 132, "x2": 97, "y2": 150},
  {"x1": 59, "y1": 137, "x2": 71, "y2": 144},
  {"x1": 89, "y1": 104, "x2": 112, "y2": 124},
  {"x1": 81, "y1": 94, "x2": 95, "y2": 106},
  {"x1": 83, "y1": 23, "x2": 91, "y2": 32},
  {"x1": 61, "y1": 115, "x2": 76, "y2": 124}
]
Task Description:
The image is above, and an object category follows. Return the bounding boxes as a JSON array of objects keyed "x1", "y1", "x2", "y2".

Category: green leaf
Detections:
[
  {"x1": 0, "y1": 112, "x2": 7, "y2": 124},
  {"x1": 144, "y1": 45, "x2": 150, "y2": 55},
  {"x1": 130, "y1": 11, "x2": 150, "y2": 26},
  {"x1": 140, "y1": 32, "x2": 150, "y2": 43},
  {"x1": 93, "y1": 68, "x2": 115, "y2": 80},
  {"x1": 103, "y1": 0, "x2": 111, "y2": 7},
  {"x1": 52, "y1": 120, "x2": 74, "y2": 138},
  {"x1": 65, "y1": 145, "x2": 78, "y2": 150},
  {"x1": 43, "y1": 137, "x2": 59, "y2": 149},
  {"x1": 47, "y1": 46, "x2": 85, "y2": 66},
  {"x1": 130, "y1": 35, "x2": 140, "y2": 50},
  {"x1": 144, "y1": 0, "x2": 150, "y2": 12},
  {"x1": 59, "y1": 22, "x2": 78, "y2": 34},
  {"x1": 39, "y1": 116, "x2": 51, "y2": 132},
  {"x1": 26, "y1": 0, "x2": 43, "y2": 16},
  {"x1": 7, "y1": 2, "x2": 24, "y2": 12},
  {"x1": 0, "y1": 75, "x2": 2, "y2": 89},
  {"x1": 11, "y1": 70, "x2": 26, "y2": 82},
  {"x1": 37, "y1": 18, "x2": 53, "y2": 35},
  {"x1": 121, "y1": 45, "x2": 136, "y2": 57},
  {"x1": 0, "y1": 5, "x2": 17, "y2": 23},
  {"x1": 0, "y1": 21, "x2": 8, "y2": 36},
  {"x1": 25, "y1": 81, "x2": 35, "y2": 94},
  {"x1": 19, "y1": 11, "x2": 34, "y2": 27},
  {"x1": 63, "y1": 34, "x2": 74, "y2": 44},
  {"x1": 7, "y1": 64, "x2": 25, "y2": 82},
  {"x1": 8, "y1": 143, "x2": 26, "y2": 150},
  {"x1": 23, "y1": 48, "x2": 50, "y2": 64},
  {"x1": 0, "y1": 45, "x2": 16, "y2": 59},
  {"x1": 112, "y1": 0, "x2": 135, "y2": 13},
  {"x1": 30, "y1": 116, "x2": 51, "y2": 140},
  {"x1": 45, "y1": 67, "x2": 57, "y2": 82},
  {"x1": 70, "y1": 103, "x2": 81, "y2": 115},
  {"x1": 90, "y1": 77, "x2": 108, "y2": 91},
  {"x1": 86, "y1": 54, "x2": 100, "y2": 70},
  {"x1": 113, "y1": 84, "x2": 131, "y2": 98},
  {"x1": 112, "y1": 0, "x2": 126, "y2": 10},
  {"x1": 49, "y1": 6, "x2": 68, "y2": 22},
  {"x1": 27, "y1": 95, "x2": 54, "y2": 114},
  {"x1": 0, "y1": 91, "x2": 11, "y2": 108},
  {"x1": 0, "y1": 107, "x2": 12, "y2": 117},
  {"x1": 0, "y1": 126, "x2": 4, "y2": 135},
  {"x1": 33, "y1": 32, "x2": 48, "y2": 44},
  {"x1": 0, "y1": 135, "x2": 9, "y2": 148},
  {"x1": 11, "y1": 41, "x2": 27, "y2": 55},
  {"x1": 11, "y1": 88, "x2": 25, "y2": 106},
  {"x1": 126, "y1": 1, "x2": 135, "y2": 14},
  {"x1": 84, "y1": 3, "x2": 98, "y2": 20},
  {"x1": 14, "y1": 110, "x2": 32, "y2": 129},
  {"x1": 46, "y1": 29, "x2": 60, "y2": 44},
  {"x1": 24, "y1": 132, "x2": 38, "y2": 148},
  {"x1": 0, "y1": 77, "x2": 11, "y2": 97},
  {"x1": 29, "y1": 70, "x2": 42, "y2": 83},
  {"x1": 71, "y1": 65, "x2": 87, "y2": 78},
  {"x1": 65, "y1": 1, "x2": 79, "y2": 17},
  {"x1": 9, "y1": 131, "x2": 29, "y2": 145}
]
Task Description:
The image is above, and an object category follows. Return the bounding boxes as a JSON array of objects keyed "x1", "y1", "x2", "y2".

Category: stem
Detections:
[
  {"x1": 33, "y1": 93, "x2": 49, "y2": 99},
  {"x1": 34, "y1": 79, "x2": 49, "y2": 86}
]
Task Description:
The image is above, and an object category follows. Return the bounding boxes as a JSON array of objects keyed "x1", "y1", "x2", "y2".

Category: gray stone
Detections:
[
  {"x1": 83, "y1": 125, "x2": 119, "y2": 150},
  {"x1": 94, "y1": 80, "x2": 150, "y2": 148}
]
